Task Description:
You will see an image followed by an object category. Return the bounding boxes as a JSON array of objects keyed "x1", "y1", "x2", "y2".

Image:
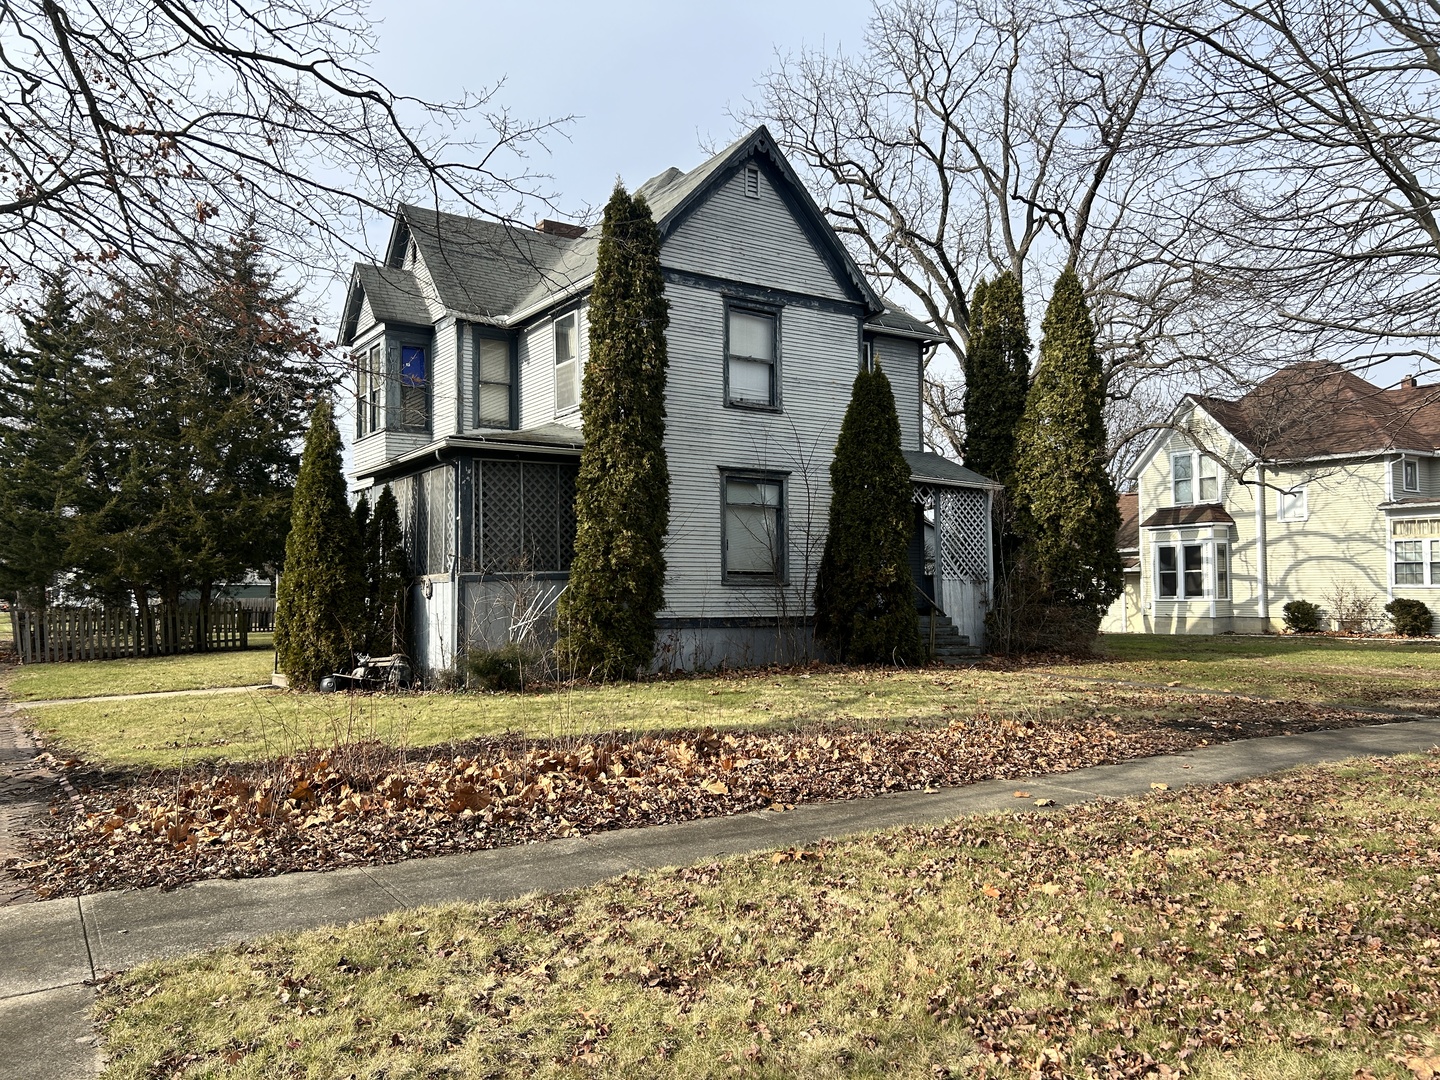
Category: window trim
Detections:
[
  {"x1": 473, "y1": 328, "x2": 516, "y2": 430},
  {"x1": 1403, "y1": 457, "x2": 1420, "y2": 493},
  {"x1": 720, "y1": 469, "x2": 788, "y2": 585},
  {"x1": 1170, "y1": 449, "x2": 1220, "y2": 506},
  {"x1": 723, "y1": 298, "x2": 782, "y2": 412},
  {"x1": 553, "y1": 309, "x2": 581, "y2": 417},
  {"x1": 1277, "y1": 485, "x2": 1309, "y2": 523},
  {"x1": 1154, "y1": 539, "x2": 1227, "y2": 601}
]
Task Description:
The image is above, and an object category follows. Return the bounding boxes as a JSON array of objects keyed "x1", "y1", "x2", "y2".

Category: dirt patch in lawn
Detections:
[{"x1": 6, "y1": 690, "x2": 1407, "y2": 898}]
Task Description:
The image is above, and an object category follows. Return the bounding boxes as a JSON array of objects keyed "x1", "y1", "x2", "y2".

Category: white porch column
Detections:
[{"x1": 1254, "y1": 460, "x2": 1269, "y2": 629}]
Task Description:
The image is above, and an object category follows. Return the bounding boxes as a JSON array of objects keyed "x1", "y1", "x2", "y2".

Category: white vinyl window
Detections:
[
  {"x1": 1156, "y1": 541, "x2": 1226, "y2": 600},
  {"x1": 727, "y1": 306, "x2": 778, "y2": 408},
  {"x1": 356, "y1": 342, "x2": 384, "y2": 437},
  {"x1": 1403, "y1": 458, "x2": 1420, "y2": 492},
  {"x1": 1170, "y1": 451, "x2": 1219, "y2": 505},
  {"x1": 723, "y1": 474, "x2": 785, "y2": 582},
  {"x1": 554, "y1": 312, "x2": 579, "y2": 414},
  {"x1": 475, "y1": 335, "x2": 512, "y2": 429},
  {"x1": 1277, "y1": 486, "x2": 1309, "y2": 523}
]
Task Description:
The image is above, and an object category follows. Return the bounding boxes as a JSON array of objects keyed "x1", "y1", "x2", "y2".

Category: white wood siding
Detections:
[
  {"x1": 663, "y1": 168, "x2": 850, "y2": 301},
  {"x1": 517, "y1": 306, "x2": 587, "y2": 433},
  {"x1": 873, "y1": 334, "x2": 923, "y2": 452},
  {"x1": 430, "y1": 317, "x2": 458, "y2": 437},
  {"x1": 660, "y1": 282, "x2": 859, "y2": 619}
]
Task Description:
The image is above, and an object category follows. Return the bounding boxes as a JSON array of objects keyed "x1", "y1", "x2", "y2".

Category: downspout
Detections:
[{"x1": 1254, "y1": 458, "x2": 1269, "y2": 630}]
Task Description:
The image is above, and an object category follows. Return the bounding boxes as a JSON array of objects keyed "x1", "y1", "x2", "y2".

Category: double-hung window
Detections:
[
  {"x1": 554, "y1": 311, "x2": 579, "y2": 414},
  {"x1": 726, "y1": 304, "x2": 778, "y2": 408},
  {"x1": 399, "y1": 344, "x2": 429, "y2": 429},
  {"x1": 475, "y1": 334, "x2": 513, "y2": 428},
  {"x1": 1395, "y1": 540, "x2": 1425, "y2": 585},
  {"x1": 356, "y1": 342, "x2": 384, "y2": 437},
  {"x1": 1156, "y1": 541, "x2": 1225, "y2": 600},
  {"x1": 722, "y1": 473, "x2": 785, "y2": 582},
  {"x1": 1171, "y1": 451, "x2": 1218, "y2": 505}
]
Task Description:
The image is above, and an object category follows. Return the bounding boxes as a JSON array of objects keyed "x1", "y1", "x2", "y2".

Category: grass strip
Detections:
[{"x1": 96, "y1": 754, "x2": 1440, "y2": 1079}]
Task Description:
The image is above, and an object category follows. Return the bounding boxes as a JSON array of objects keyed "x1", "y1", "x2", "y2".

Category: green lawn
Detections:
[
  {"x1": 95, "y1": 754, "x2": 1440, "y2": 1079},
  {"x1": 1076, "y1": 632, "x2": 1440, "y2": 706},
  {"x1": 0, "y1": 609, "x2": 10, "y2": 647},
  {"x1": 12, "y1": 634, "x2": 1440, "y2": 771},
  {"x1": 1, "y1": 638, "x2": 274, "y2": 702},
  {"x1": 20, "y1": 667, "x2": 1087, "y2": 769}
]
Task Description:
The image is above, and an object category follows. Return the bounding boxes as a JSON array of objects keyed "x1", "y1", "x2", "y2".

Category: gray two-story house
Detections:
[{"x1": 339, "y1": 125, "x2": 996, "y2": 672}]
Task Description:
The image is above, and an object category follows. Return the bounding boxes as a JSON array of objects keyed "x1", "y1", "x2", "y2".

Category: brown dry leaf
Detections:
[
  {"x1": 1151, "y1": 782, "x2": 1170, "y2": 791},
  {"x1": 981, "y1": 884, "x2": 1001, "y2": 898},
  {"x1": 1036, "y1": 883, "x2": 1062, "y2": 896},
  {"x1": 1013, "y1": 791, "x2": 1031, "y2": 799},
  {"x1": 1407, "y1": 1055, "x2": 1440, "y2": 1080}
]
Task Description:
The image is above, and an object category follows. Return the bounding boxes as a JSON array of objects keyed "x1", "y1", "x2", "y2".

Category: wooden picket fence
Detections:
[
  {"x1": 240, "y1": 597, "x2": 277, "y2": 632},
  {"x1": 10, "y1": 603, "x2": 250, "y2": 663}
]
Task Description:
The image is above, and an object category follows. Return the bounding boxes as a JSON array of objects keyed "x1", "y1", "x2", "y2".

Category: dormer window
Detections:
[
  {"x1": 1171, "y1": 451, "x2": 1218, "y2": 505},
  {"x1": 554, "y1": 311, "x2": 579, "y2": 414},
  {"x1": 744, "y1": 166, "x2": 760, "y2": 199}
]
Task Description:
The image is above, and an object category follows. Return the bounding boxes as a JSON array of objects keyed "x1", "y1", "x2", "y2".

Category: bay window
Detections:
[
  {"x1": 355, "y1": 333, "x2": 430, "y2": 436},
  {"x1": 1155, "y1": 540, "x2": 1229, "y2": 600}
]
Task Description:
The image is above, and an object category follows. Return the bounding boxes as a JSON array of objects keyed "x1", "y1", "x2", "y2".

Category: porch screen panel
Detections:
[
  {"x1": 421, "y1": 466, "x2": 453, "y2": 575},
  {"x1": 481, "y1": 461, "x2": 524, "y2": 572},
  {"x1": 557, "y1": 466, "x2": 578, "y2": 571},
  {"x1": 936, "y1": 488, "x2": 989, "y2": 584}
]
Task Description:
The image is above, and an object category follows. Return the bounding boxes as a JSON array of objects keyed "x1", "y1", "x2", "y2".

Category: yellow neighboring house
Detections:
[{"x1": 1103, "y1": 361, "x2": 1440, "y2": 635}]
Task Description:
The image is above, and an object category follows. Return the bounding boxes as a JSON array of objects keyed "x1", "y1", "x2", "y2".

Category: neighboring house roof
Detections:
[
  {"x1": 905, "y1": 450, "x2": 997, "y2": 489},
  {"x1": 1117, "y1": 492, "x2": 1139, "y2": 550},
  {"x1": 1188, "y1": 361, "x2": 1440, "y2": 460},
  {"x1": 341, "y1": 125, "x2": 943, "y2": 345},
  {"x1": 1140, "y1": 504, "x2": 1237, "y2": 528}
]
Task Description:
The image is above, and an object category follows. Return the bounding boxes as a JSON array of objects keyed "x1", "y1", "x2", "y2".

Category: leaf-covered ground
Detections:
[
  {"x1": 12, "y1": 690, "x2": 1392, "y2": 897},
  {"x1": 96, "y1": 754, "x2": 1440, "y2": 1079}
]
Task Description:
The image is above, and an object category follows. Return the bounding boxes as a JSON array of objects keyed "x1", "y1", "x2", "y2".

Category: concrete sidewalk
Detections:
[{"x1": 4, "y1": 716, "x2": 1439, "y2": 1079}]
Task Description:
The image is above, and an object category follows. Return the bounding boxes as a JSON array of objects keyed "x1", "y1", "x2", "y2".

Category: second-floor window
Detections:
[
  {"x1": 356, "y1": 336, "x2": 429, "y2": 436},
  {"x1": 1403, "y1": 459, "x2": 1420, "y2": 492},
  {"x1": 554, "y1": 311, "x2": 579, "y2": 414},
  {"x1": 1171, "y1": 451, "x2": 1218, "y2": 505},
  {"x1": 475, "y1": 334, "x2": 513, "y2": 428},
  {"x1": 1277, "y1": 486, "x2": 1309, "y2": 523},
  {"x1": 727, "y1": 305, "x2": 778, "y2": 408}
]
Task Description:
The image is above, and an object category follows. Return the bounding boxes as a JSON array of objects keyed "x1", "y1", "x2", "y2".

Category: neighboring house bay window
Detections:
[
  {"x1": 1156, "y1": 541, "x2": 1227, "y2": 600},
  {"x1": 475, "y1": 333, "x2": 514, "y2": 428},
  {"x1": 355, "y1": 335, "x2": 431, "y2": 437},
  {"x1": 726, "y1": 304, "x2": 779, "y2": 408},
  {"x1": 554, "y1": 311, "x2": 579, "y2": 415},
  {"x1": 723, "y1": 473, "x2": 785, "y2": 582},
  {"x1": 1170, "y1": 451, "x2": 1218, "y2": 505},
  {"x1": 1392, "y1": 519, "x2": 1440, "y2": 586},
  {"x1": 1395, "y1": 540, "x2": 1425, "y2": 585}
]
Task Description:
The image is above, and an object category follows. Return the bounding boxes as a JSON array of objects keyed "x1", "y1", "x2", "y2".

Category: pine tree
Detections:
[
  {"x1": 814, "y1": 366, "x2": 922, "y2": 664},
  {"x1": 274, "y1": 398, "x2": 365, "y2": 688},
  {"x1": 369, "y1": 485, "x2": 410, "y2": 656},
  {"x1": 0, "y1": 274, "x2": 104, "y2": 608},
  {"x1": 961, "y1": 272, "x2": 1031, "y2": 485},
  {"x1": 556, "y1": 184, "x2": 671, "y2": 679},
  {"x1": 1009, "y1": 268, "x2": 1122, "y2": 621}
]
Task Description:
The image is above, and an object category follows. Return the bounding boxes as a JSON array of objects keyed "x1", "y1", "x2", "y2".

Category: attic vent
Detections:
[{"x1": 744, "y1": 166, "x2": 760, "y2": 199}]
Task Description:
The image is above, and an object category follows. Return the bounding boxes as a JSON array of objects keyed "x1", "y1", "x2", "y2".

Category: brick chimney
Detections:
[
  {"x1": 535, "y1": 219, "x2": 586, "y2": 239},
  {"x1": 1401, "y1": 374, "x2": 1419, "y2": 390}
]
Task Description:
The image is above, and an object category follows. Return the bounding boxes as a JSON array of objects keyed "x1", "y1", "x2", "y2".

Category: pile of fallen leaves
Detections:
[{"x1": 12, "y1": 692, "x2": 1390, "y2": 896}]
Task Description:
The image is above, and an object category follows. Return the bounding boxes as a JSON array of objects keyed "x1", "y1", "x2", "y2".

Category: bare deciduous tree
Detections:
[
  {"x1": 0, "y1": 0, "x2": 567, "y2": 291},
  {"x1": 748, "y1": 0, "x2": 1217, "y2": 457}
]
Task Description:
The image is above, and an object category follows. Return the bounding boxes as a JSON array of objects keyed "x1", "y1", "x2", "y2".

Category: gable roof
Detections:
[
  {"x1": 1189, "y1": 361, "x2": 1440, "y2": 461},
  {"x1": 341, "y1": 126, "x2": 938, "y2": 344},
  {"x1": 338, "y1": 264, "x2": 432, "y2": 343}
]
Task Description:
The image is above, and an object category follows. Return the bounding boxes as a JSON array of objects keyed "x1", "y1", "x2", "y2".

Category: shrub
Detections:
[
  {"x1": 466, "y1": 643, "x2": 541, "y2": 692},
  {"x1": 1321, "y1": 583, "x2": 1378, "y2": 635},
  {"x1": 1385, "y1": 597, "x2": 1433, "y2": 637},
  {"x1": 1282, "y1": 600, "x2": 1322, "y2": 633}
]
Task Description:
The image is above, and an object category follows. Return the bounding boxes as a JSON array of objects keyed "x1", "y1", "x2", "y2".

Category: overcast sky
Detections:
[{"x1": 365, "y1": 0, "x2": 873, "y2": 224}]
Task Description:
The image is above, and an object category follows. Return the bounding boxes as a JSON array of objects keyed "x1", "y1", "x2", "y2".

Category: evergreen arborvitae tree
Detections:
[
  {"x1": 1010, "y1": 268, "x2": 1122, "y2": 620},
  {"x1": 352, "y1": 492, "x2": 376, "y2": 650},
  {"x1": 556, "y1": 184, "x2": 670, "y2": 679},
  {"x1": 815, "y1": 366, "x2": 922, "y2": 664},
  {"x1": 369, "y1": 485, "x2": 410, "y2": 656},
  {"x1": 275, "y1": 398, "x2": 365, "y2": 688},
  {"x1": 961, "y1": 272, "x2": 1031, "y2": 485}
]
